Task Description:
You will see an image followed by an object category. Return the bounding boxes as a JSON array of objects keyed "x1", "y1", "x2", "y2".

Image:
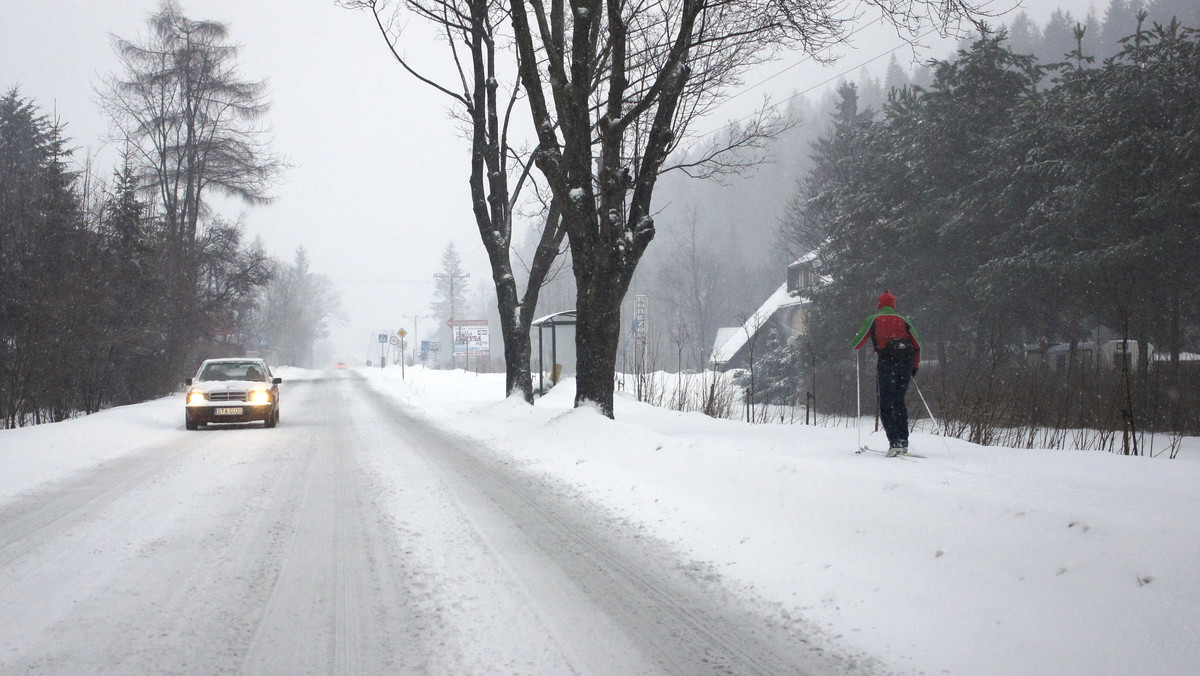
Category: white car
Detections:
[{"x1": 185, "y1": 358, "x2": 281, "y2": 430}]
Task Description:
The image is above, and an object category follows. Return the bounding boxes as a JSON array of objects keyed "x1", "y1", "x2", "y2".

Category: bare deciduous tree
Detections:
[
  {"x1": 655, "y1": 211, "x2": 726, "y2": 368},
  {"x1": 101, "y1": 0, "x2": 280, "y2": 248},
  {"x1": 342, "y1": 0, "x2": 567, "y2": 401}
]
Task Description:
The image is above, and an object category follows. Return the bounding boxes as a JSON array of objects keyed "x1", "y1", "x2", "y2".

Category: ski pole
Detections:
[
  {"x1": 913, "y1": 378, "x2": 953, "y2": 457},
  {"x1": 913, "y1": 379, "x2": 938, "y2": 432},
  {"x1": 855, "y1": 349, "x2": 863, "y2": 452}
]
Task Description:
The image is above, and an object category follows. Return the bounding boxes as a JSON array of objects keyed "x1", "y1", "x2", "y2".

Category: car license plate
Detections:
[{"x1": 215, "y1": 407, "x2": 243, "y2": 416}]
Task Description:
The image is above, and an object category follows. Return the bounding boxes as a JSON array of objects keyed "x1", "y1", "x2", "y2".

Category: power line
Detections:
[
  {"x1": 698, "y1": 27, "x2": 941, "y2": 138},
  {"x1": 329, "y1": 275, "x2": 432, "y2": 284},
  {"x1": 719, "y1": 21, "x2": 880, "y2": 108}
]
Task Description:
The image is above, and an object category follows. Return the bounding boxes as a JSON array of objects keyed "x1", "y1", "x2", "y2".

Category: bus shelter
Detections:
[{"x1": 531, "y1": 310, "x2": 576, "y2": 394}]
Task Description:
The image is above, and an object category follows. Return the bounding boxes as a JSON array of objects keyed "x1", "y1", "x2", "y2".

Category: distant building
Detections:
[
  {"x1": 1024, "y1": 329, "x2": 1153, "y2": 371},
  {"x1": 709, "y1": 253, "x2": 822, "y2": 370}
]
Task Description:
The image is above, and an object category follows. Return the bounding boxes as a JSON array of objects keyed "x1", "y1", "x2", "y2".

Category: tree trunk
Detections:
[
  {"x1": 573, "y1": 289, "x2": 623, "y2": 416},
  {"x1": 494, "y1": 272, "x2": 533, "y2": 401},
  {"x1": 503, "y1": 326, "x2": 533, "y2": 400}
]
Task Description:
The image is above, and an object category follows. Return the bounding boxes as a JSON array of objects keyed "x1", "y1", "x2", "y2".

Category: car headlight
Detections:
[
  {"x1": 187, "y1": 390, "x2": 207, "y2": 405},
  {"x1": 249, "y1": 389, "x2": 271, "y2": 405}
]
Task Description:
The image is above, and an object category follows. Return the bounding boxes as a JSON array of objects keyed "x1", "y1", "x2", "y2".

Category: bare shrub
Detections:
[{"x1": 842, "y1": 349, "x2": 1200, "y2": 454}]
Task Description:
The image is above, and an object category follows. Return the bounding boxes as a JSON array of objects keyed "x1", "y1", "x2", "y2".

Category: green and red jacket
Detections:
[{"x1": 852, "y1": 306, "x2": 921, "y2": 369}]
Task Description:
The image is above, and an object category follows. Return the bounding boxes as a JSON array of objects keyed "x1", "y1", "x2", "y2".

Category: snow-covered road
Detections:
[{"x1": 0, "y1": 371, "x2": 861, "y2": 674}]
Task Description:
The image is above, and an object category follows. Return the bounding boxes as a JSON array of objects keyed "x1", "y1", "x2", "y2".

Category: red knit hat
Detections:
[{"x1": 878, "y1": 289, "x2": 895, "y2": 309}]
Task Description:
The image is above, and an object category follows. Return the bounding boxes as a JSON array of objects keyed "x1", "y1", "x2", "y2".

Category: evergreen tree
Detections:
[
  {"x1": 1040, "y1": 9, "x2": 1083, "y2": 63},
  {"x1": 1006, "y1": 11, "x2": 1041, "y2": 55},
  {"x1": 430, "y1": 241, "x2": 471, "y2": 322},
  {"x1": 93, "y1": 155, "x2": 168, "y2": 405},
  {"x1": 0, "y1": 89, "x2": 92, "y2": 424},
  {"x1": 883, "y1": 54, "x2": 911, "y2": 94},
  {"x1": 1147, "y1": 0, "x2": 1200, "y2": 26},
  {"x1": 741, "y1": 328, "x2": 807, "y2": 405},
  {"x1": 254, "y1": 247, "x2": 342, "y2": 367},
  {"x1": 890, "y1": 33, "x2": 1041, "y2": 353},
  {"x1": 779, "y1": 82, "x2": 873, "y2": 260},
  {"x1": 1101, "y1": 0, "x2": 1145, "y2": 58}
]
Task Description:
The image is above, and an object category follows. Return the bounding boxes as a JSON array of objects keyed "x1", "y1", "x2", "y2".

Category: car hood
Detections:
[{"x1": 192, "y1": 380, "x2": 268, "y2": 391}]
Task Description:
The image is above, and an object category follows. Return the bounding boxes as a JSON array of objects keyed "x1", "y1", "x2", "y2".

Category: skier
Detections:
[{"x1": 853, "y1": 290, "x2": 921, "y2": 456}]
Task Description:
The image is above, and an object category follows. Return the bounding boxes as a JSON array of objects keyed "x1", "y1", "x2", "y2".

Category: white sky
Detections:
[{"x1": 0, "y1": 0, "x2": 1099, "y2": 360}]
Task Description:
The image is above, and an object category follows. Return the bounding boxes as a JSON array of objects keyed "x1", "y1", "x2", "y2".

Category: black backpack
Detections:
[{"x1": 878, "y1": 337, "x2": 915, "y2": 365}]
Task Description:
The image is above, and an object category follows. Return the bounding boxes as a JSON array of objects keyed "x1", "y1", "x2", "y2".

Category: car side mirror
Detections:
[
  {"x1": 185, "y1": 378, "x2": 192, "y2": 386},
  {"x1": 273, "y1": 377, "x2": 282, "y2": 384}
]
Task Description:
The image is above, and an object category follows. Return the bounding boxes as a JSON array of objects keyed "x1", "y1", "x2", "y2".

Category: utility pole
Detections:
[
  {"x1": 402, "y1": 314, "x2": 436, "y2": 367},
  {"x1": 433, "y1": 272, "x2": 470, "y2": 368}
]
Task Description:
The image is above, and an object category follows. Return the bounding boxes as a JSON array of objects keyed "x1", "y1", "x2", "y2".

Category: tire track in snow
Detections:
[
  {"x1": 359, "y1": 376, "x2": 870, "y2": 675},
  {"x1": 0, "y1": 434, "x2": 198, "y2": 569},
  {"x1": 236, "y1": 374, "x2": 432, "y2": 674}
]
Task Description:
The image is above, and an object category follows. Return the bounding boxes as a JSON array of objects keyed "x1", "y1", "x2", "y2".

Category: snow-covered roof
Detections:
[
  {"x1": 789, "y1": 250, "x2": 818, "y2": 266},
  {"x1": 531, "y1": 310, "x2": 577, "y2": 327},
  {"x1": 709, "y1": 283, "x2": 806, "y2": 364},
  {"x1": 709, "y1": 328, "x2": 742, "y2": 364}
]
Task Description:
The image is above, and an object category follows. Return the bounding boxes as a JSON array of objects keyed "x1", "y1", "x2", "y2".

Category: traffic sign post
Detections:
[
  {"x1": 388, "y1": 334, "x2": 401, "y2": 373},
  {"x1": 395, "y1": 330, "x2": 409, "y2": 377},
  {"x1": 388, "y1": 334, "x2": 405, "y2": 379},
  {"x1": 400, "y1": 315, "x2": 434, "y2": 368}
]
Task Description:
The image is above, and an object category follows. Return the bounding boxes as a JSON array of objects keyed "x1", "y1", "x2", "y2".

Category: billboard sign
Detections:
[{"x1": 452, "y1": 320, "x2": 490, "y2": 357}]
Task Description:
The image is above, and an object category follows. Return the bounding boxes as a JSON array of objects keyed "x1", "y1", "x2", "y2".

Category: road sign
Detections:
[
  {"x1": 389, "y1": 335, "x2": 400, "y2": 346},
  {"x1": 397, "y1": 328, "x2": 407, "y2": 338},
  {"x1": 377, "y1": 333, "x2": 388, "y2": 343},
  {"x1": 422, "y1": 341, "x2": 441, "y2": 352},
  {"x1": 258, "y1": 336, "x2": 269, "y2": 348}
]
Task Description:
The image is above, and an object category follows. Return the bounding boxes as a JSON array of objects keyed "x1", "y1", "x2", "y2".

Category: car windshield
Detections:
[{"x1": 198, "y1": 362, "x2": 268, "y2": 382}]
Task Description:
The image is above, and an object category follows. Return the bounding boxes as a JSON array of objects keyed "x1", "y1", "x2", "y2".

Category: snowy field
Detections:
[{"x1": 2, "y1": 364, "x2": 1198, "y2": 675}]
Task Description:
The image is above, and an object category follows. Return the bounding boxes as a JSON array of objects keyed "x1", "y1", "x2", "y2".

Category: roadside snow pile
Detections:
[
  {"x1": 0, "y1": 397, "x2": 182, "y2": 503},
  {"x1": 368, "y1": 365, "x2": 1200, "y2": 676}
]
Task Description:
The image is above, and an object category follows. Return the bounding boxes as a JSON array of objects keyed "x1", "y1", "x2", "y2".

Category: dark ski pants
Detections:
[{"x1": 877, "y1": 360, "x2": 912, "y2": 448}]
